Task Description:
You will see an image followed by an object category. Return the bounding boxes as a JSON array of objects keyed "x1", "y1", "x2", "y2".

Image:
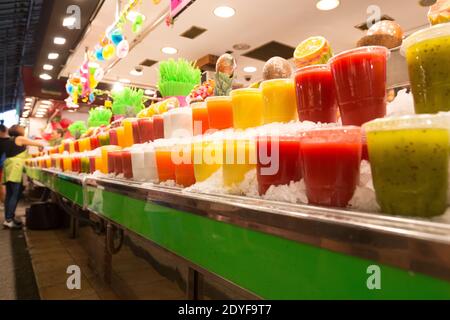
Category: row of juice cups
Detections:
[
  {"x1": 48, "y1": 45, "x2": 391, "y2": 156},
  {"x1": 31, "y1": 113, "x2": 450, "y2": 218}
]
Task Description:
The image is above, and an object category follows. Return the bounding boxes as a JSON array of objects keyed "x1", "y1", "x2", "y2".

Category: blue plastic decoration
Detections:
[
  {"x1": 89, "y1": 93, "x2": 95, "y2": 103},
  {"x1": 111, "y1": 29, "x2": 124, "y2": 46},
  {"x1": 95, "y1": 48, "x2": 105, "y2": 62}
]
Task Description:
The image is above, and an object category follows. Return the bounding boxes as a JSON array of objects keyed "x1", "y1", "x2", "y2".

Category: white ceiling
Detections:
[{"x1": 61, "y1": 0, "x2": 429, "y2": 89}]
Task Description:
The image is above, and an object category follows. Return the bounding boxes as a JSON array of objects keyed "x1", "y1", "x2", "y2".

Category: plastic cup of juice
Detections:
[
  {"x1": 230, "y1": 88, "x2": 264, "y2": 130},
  {"x1": 143, "y1": 145, "x2": 159, "y2": 182},
  {"x1": 261, "y1": 79, "x2": 298, "y2": 124},
  {"x1": 401, "y1": 23, "x2": 450, "y2": 114},
  {"x1": 122, "y1": 119, "x2": 137, "y2": 147},
  {"x1": 81, "y1": 155, "x2": 90, "y2": 173},
  {"x1": 138, "y1": 118, "x2": 154, "y2": 143},
  {"x1": 300, "y1": 127, "x2": 362, "y2": 207},
  {"x1": 173, "y1": 140, "x2": 196, "y2": 187},
  {"x1": 109, "y1": 129, "x2": 119, "y2": 146},
  {"x1": 90, "y1": 136, "x2": 100, "y2": 150},
  {"x1": 295, "y1": 65, "x2": 338, "y2": 123},
  {"x1": 329, "y1": 46, "x2": 389, "y2": 126},
  {"x1": 63, "y1": 155, "x2": 72, "y2": 172},
  {"x1": 191, "y1": 102, "x2": 210, "y2": 135},
  {"x1": 122, "y1": 151, "x2": 133, "y2": 179},
  {"x1": 363, "y1": 114, "x2": 450, "y2": 217},
  {"x1": 192, "y1": 136, "x2": 223, "y2": 182},
  {"x1": 110, "y1": 151, "x2": 123, "y2": 175},
  {"x1": 58, "y1": 144, "x2": 64, "y2": 154},
  {"x1": 74, "y1": 141, "x2": 80, "y2": 153},
  {"x1": 257, "y1": 135, "x2": 302, "y2": 195},
  {"x1": 153, "y1": 115, "x2": 165, "y2": 140},
  {"x1": 222, "y1": 135, "x2": 257, "y2": 187},
  {"x1": 164, "y1": 108, "x2": 193, "y2": 139},
  {"x1": 155, "y1": 140, "x2": 176, "y2": 182},
  {"x1": 101, "y1": 146, "x2": 121, "y2": 174},
  {"x1": 98, "y1": 132, "x2": 110, "y2": 147},
  {"x1": 45, "y1": 158, "x2": 51, "y2": 169},
  {"x1": 132, "y1": 120, "x2": 141, "y2": 144},
  {"x1": 116, "y1": 126, "x2": 126, "y2": 148},
  {"x1": 206, "y1": 96, "x2": 234, "y2": 130}
]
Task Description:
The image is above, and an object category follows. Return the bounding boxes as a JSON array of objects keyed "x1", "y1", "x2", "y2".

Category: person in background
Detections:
[
  {"x1": 0, "y1": 123, "x2": 9, "y2": 204},
  {"x1": 49, "y1": 128, "x2": 64, "y2": 147},
  {"x1": 2, "y1": 125, "x2": 46, "y2": 229}
]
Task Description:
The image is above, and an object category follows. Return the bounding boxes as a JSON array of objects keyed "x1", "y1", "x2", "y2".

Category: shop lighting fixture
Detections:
[
  {"x1": 130, "y1": 69, "x2": 144, "y2": 76},
  {"x1": 25, "y1": 97, "x2": 33, "y2": 102},
  {"x1": 36, "y1": 115, "x2": 45, "y2": 118},
  {"x1": 243, "y1": 66, "x2": 257, "y2": 73},
  {"x1": 316, "y1": 0, "x2": 340, "y2": 11},
  {"x1": 41, "y1": 100, "x2": 53, "y2": 105},
  {"x1": 43, "y1": 64, "x2": 54, "y2": 71},
  {"x1": 119, "y1": 78, "x2": 131, "y2": 84},
  {"x1": 161, "y1": 47, "x2": 178, "y2": 55},
  {"x1": 63, "y1": 17, "x2": 76, "y2": 27},
  {"x1": 48, "y1": 53, "x2": 59, "y2": 60},
  {"x1": 214, "y1": 6, "x2": 236, "y2": 18},
  {"x1": 54, "y1": 37, "x2": 66, "y2": 45},
  {"x1": 40, "y1": 73, "x2": 52, "y2": 80},
  {"x1": 145, "y1": 89, "x2": 155, "y2": 96}
]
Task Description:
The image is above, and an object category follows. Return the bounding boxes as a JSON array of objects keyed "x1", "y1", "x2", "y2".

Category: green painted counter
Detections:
[{"x1": 26, "y1": 168, "x2": 450, "y2": 299}]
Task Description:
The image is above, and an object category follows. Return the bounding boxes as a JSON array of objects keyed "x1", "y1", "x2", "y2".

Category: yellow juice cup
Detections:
[
  {"x1": 122, "y1": 119, "x2": 135, "y2": 147},
  {"x1": 116, "y1": 126, "x2": 126, "y2": 148},
  {"x1": 261, "y1": 79, "x2": 298, "y2": 124},
  {"x1": 193, "y1": 137, "x2": 223, "y2": 182},
  {"x1": 69, "y1": 141, "x2": 75, "y2": 154},
  {"x1": 222, "y1": 138, "x2": 257, "y2": 187},
  {"x1": 63, "y1": 155, "x2": 72, "y2": 172},
  {"x1": 95, "y1": 156, "x2": 103, "y2": 172},
  {"x1": 58, "y1": 144, "x2": 64, "y2": 154},
  {"x1": 81, "y1": 138, "x2": 91, "y2": 152},
  {"x1": 231, "y1": 88, "x2": 264, "y2": 129},
  {"x1": 101, "y1": 146, "x2": 121, "y2": 174}
]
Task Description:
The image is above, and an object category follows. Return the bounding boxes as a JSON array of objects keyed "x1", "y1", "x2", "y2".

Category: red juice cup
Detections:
[
  {"x1": 153, "y1": 115, "x2": 165, "y2": 140},
  {"x1": 89, "y1": 156, "x2": 96, "y2": 174},
  {"x1": 107, "y1": 151, "x2": 116, "y2": 174},
  {"x1": 329, "y1": 46, "x2": 389, "y2": 126},
  {"x1": 90, "y1": 136, "x2": 100, "y2": 150},
  {"x1": 122, "y1": 151, "x2": 133, "y2": 179},
  {"x1": 74, "y1": 141, "x2": 80, "y2": 152},
  {"x1": 132, "y1": 120, "x2": 141, "y2": 144},
  {"x1": 138, "y1": 118, "x2": 154, "y2": 143},
  {"x1": 109, "y1": 129, "x2": 119, "y2": 146},
  {"x1": 295, "y1": 65, "x2": 338, "y2": 123},
  {"x1": 257, "y1": 135, "x2": 302, "y2": 195},
  {"x1": 300, "y1": 127, "x2": 362, "y2": 207},
  {"x1": 111, "y1": 151, "x2": 123, "y2": 175}
]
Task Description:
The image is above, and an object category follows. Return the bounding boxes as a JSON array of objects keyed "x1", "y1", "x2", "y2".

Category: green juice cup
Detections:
[
  {"x1": 363, "y1": 114, "x2": 450, "y2": 217},
  {"x1": 401, "y1": 23, "x2": 450, "y2": 114}
]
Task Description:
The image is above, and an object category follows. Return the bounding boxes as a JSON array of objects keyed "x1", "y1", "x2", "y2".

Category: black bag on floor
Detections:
[{"x1": 26, "y1": 202, "x2": 65, "y2": 230}]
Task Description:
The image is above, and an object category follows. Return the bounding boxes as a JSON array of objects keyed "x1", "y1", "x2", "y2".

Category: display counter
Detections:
[{"x1": 25, "y1": 167, "x2": 450, "y2": 299}]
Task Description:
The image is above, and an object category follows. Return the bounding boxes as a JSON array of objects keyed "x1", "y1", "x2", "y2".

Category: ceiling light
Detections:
[
  {"x1": 48, "y1": 53, "x2": 59, "y2": 60},
  {"x1": 316, "y1": 0, "x2": 340, "y2": 11},
  {"x1": 63, "y1": 17, "x2": 76, "y2": 27},
  {"x1": 144, "y1": 89, "x2": 155, "y2": 95},
  {"x1": 67, "y1": 109, "x2": 77, "y2": 113},
  {"x1": 25, "y1": 97, "x2": 33, "y2": 102},
  {"x1": 36, "y1": 115, "x2": 45, "y2": 118},
  {"x1": 130, "y1": 69, "x2": 143, "y2": 76},
  {"x1": 243, "y1": 66, "x2": 257, "y2": 73},
  {"x1": 214, "y1": 6, "x2": 236, "y2": 18},
  {"x1": 43, "y1": 64, "x2": 54, "y2": 71},
  {"x1": 54, "y1": 37, "x2": 66, "y2": 45},
  {"x1": 127, "y1": 11, "x2": 139, "y2": 22},
  {"x1": 161, "y1": 47, "x2": 178, "y2": 55},
  {"x1": 40, "y1": 73, "x2": 52, "y2": 80},
  {"x1": 113, "y1": 82, "x2": 124, "y2": 92},
  {"x1": 119, "y1": 78, "x2": 131, "y2": 84},
  {"x1": 40, "y1": 100, "x2": 53, "y2": 105}
]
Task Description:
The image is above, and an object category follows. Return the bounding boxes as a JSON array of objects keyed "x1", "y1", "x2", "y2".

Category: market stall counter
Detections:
[{"x1": 25, "y1": 167, "x2": 450, "y2": 300}]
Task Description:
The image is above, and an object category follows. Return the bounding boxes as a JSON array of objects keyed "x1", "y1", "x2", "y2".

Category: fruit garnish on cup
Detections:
[
  {"x1": 428, "y1": 0, "x2": 450, "y2": 25},
  {"x1": 293, "y1": 36, "x2": 333, "y2": 69}
]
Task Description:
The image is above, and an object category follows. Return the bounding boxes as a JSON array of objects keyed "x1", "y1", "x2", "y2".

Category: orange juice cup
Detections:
[
  {"x1": 155, "y1": 141, "x2": 176, "y2": 182},
  {"x1": 116, "y1": 126, "x2": 126, "y2": 148},
  {"x1": 231, "y1": 89, "x2": 264, "y2": 129},
  {"x1": 122, "y1": 119, "x2": 136, "y2": 147},
  {"x1": 206, "y1": 96, "x2": 233, "y2": 130},
  {"x1": 173, "y1": 141, "x2": 196, "y2": 187},
  {"x1": 191, "y1": 102, "x2": 210, "y2": 135},
  {"x1": 261, "y1": 79, "x2": 298, "y2": 124}
]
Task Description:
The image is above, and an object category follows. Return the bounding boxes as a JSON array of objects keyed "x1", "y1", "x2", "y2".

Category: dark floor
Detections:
[{"x1": 0, "y1": 203, "x2": 40, "y2": 300}]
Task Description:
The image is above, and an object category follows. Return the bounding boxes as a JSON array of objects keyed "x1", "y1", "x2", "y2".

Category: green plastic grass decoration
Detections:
[
  {"x1": 87, "y1": 107, "x2": 112, "y2": 128},
  {"x1": 158, "y1": 58, "x2": 201, "y2": 97},
  {"x1": 111, "y1": 87, "x2": 145, "y2": 117},
  {"x1": 68, "y1": 121, "x2": 87, "y2": 139}
]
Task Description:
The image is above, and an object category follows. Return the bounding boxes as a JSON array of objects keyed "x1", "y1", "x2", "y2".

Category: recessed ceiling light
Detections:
[
  {"x1": 144, "y1": 89, "x2": 155, "y2": 95},
  {"x1": 113, "y1": 82, "x2": 124, "y2": 92},
  {"x1": 243, "y1": 66, "x2": 257, "y2": 73},
  {"x1": 40, "y1": 74, "x2": 52, "y2": 80},
  {"x1": 48, "y1": 53, "x2": 59, "y2": 60},
  {"x1": 130, "y1": 69, "x2": 143, "y2": 76},
  {"x1": 63, "y1": 17, "x2": 76, "y2": 27},
  {"x1": 67, "y1": 109, "x2": 77, "y2": 113},
  {"x1": 214, "y1": 6, "x2": 236, "y2": 18},
  {"x1": 25, "y1": 97, "x2": 33, "y2": 102},
  {"x1": 316, "y1": 0, "x2": 340, "y2": 11},
  {"x1": 161, "y1": 47, "x2": 178, "y2": 55},
  {"x1": 119, "y1": 78, "x2": 131, "y2": 84},
  {"x1": 41, "y1": 100, "x2": 53, "y2": 105},
  {"x1": 43, "y1": 64, "x2": 54, "y2": 71},
  {"x1": 36, "y1": 115, "x2": 45, "y2": 118},
  {"x1": 54, "y1": 37, "x2": 66, "y2": 45}
]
